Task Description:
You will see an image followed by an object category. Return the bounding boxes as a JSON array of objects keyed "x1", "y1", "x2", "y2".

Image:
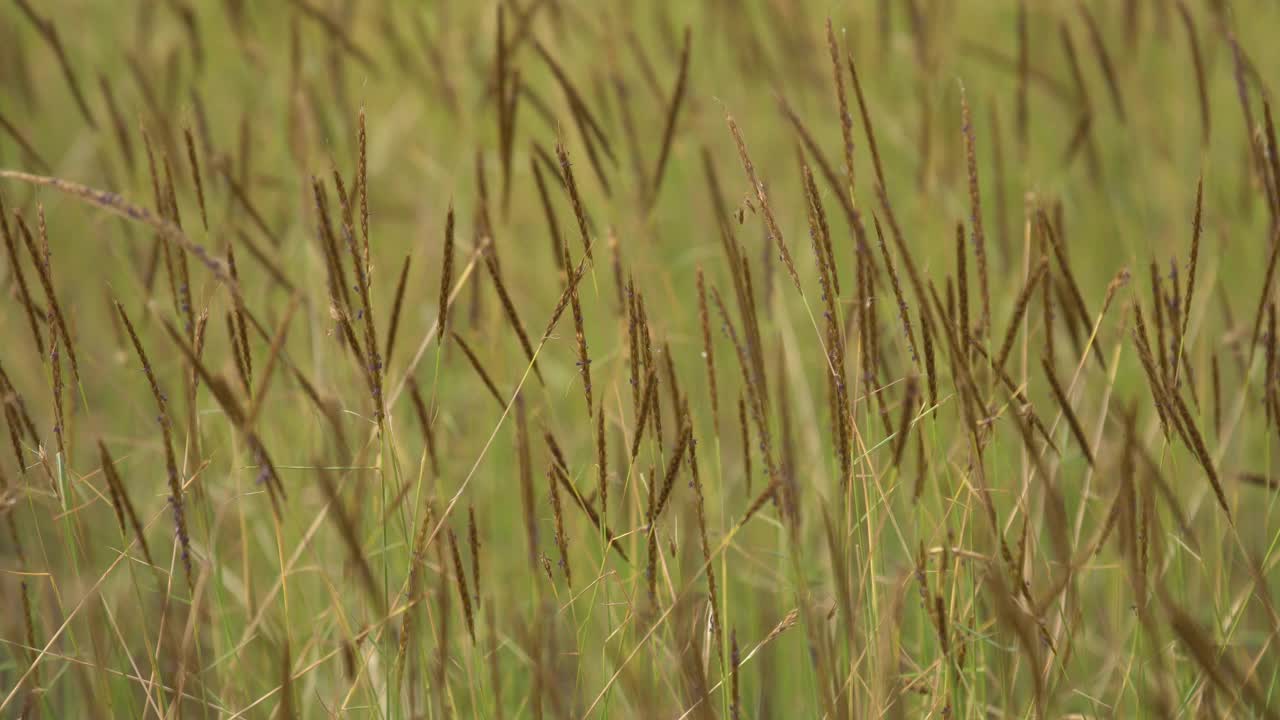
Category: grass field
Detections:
[{"x1": 2, "y1": 0, "x2": 1280, "y2": 717}]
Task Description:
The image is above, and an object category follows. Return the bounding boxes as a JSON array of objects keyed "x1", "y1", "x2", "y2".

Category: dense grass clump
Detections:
[{"x1": 3, "y1": 1, "x2": 1280, "y2": 717}]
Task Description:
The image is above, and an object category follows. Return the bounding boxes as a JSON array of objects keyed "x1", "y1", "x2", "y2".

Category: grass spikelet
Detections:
[
  {"x1": 448, "y1": 527, "x2": 476, "y2": 643},
  {"x1": 872, "y1": 213, "x2": 919, "y2": 364},
  {"x1": 535, "y1": 235, "x2": 591, "y2": 347},
  {"x1": 1059, "y1": 22, "x2": 1090, "y2": 112},
  {"x1": 1042, "y1": 260, "x2": 1057, "y2": 375},
  {"x1": 802, "y1": 161, "x2": 840, "y2": 305},
  {"x1": 502, "y1": 77, "x2": 523, "y2": 220},
  {"x1": 14, "y1": 0, "x2": 96, "y2": 129},
  {"x1": 141, "y1": 125, "x2": 167, "y2": 240},
  {"x1": 226, "y1": 313, "x2": 251, "y2": 393},
  {"x1": 730, "y1": 629, "x2": 741, "y2": 720},
  {"x1": 929, "y1": 281, "x2": 995, "y2": 466},
  {"x1": 1268, "y1": 305, "x2": 1276, "y2": 426},
  {"x1": 774, "y1": 355, "x2": 796, "y2": 520},
  {"x1": 847, "y1": 50, "x2": 887, "y2": 191},
  {"x1": 161, "y1": 154, "x2": 196, "y2": 334},
  {"x1": 654, "y1": 425, "x2": 692, "y2": 519},
  {"x1": 437, "y1": 203, "x2": 455, "y2": 346},
  {"x1": 650, "y1": 26, "x2": 691, "y2": 208},
  {"x1": 1265, "y1": 101, "x2": 1280, "y2": 214},
  {"x1": 1058, "y1": 22, "x2": 1097, "y2": 174},
  {"x1": 4, "y1": 404, "x2": 27, "y2": 475},
  {"x1": 820, "y1": 288, "x2": 851, "y2": 480},
  {"x1": 225, "y1": 241, "x2": 253, "y2": 387},
  {"x1": 1174, "y1": 1, "x2": 1210, "y2": 146},
  {"x1": 891, "y1": 377, "x2": 919, "y2": 468},
  {"x1": 515, "y1": 394, "x2": 538, "y2": 568},
  {"x1": 1168, "y1": 261, "x2": 1183, "y2": 376},
  {"x1": 993, "y1": 257, "x2": 1048, "y2": 377},
  {"x1": 531, "y1": 156, "x2": 565, "y2": 272},
  {"x1": 696, "y1": 266, "x2": 720, "y2": 429},
  {"x1": 243, "y1": 295, "x2": 300, "y2": 428},
  {"x1": 452, "y1": 332, "x2": 507, "y2": 409},
  {"x1": 645, "y1": 461, "x2": 659, "y2": 610},
  {"x1": 921, "y1": 307, "x2": 938, "y2": 416},
  {"x1": 187, "y1": 294, "x2": 213, "y2": 369},
  {"x1": 494, "y1": 6, "x2": 510, "y2": 210},
  {"x1": 826, "y1": 18, "x2": 856, "y2": 199},
  {"x1": 468, "y1": 504, "x2": 481, "y2": 604},
  {"x1": 97, "y1": 77, "x2": 133, "y2": 169},
  {"x1": 875, "y1": 184, "x2": 927, "y2": 317},
  {"x1": 0, "y1": 110, "x2": 52, "y2": 173},
  {"x1": 98, "y1": 440, "x2": 153, "y2": 566},
  {"x1": 222, "y1": 160, "x2": 282, "y2": 248},
  {"x1": 484, "y1": 246, "x2": 545, "y2": 385},
  {"x1": 183, "y1": 128, "x2": 208, "y2": 232},
  {"x1": 534, "y1": 40, "x2": 616, "y2": 189},
  {"x1": 777, "y1": 94, "x2": 859, "y2": 241},
  {"x1": 961, "y1": 86, "x2": 992, "y2": 336},
  {"x1": 640, "y1": 295, "x2": 658, "y2": 388},
  {"x1": 0, "y1": 360, "x2": 39, "y2": 456},
  {"x1": 564, "y1": 243, "x2": 592, "y2": 414},
  {"x1": 861, "y1": 245, "x2": 889, "y2": 433},
  {"x1": 555, "y1": 142, "x2": 595, "y2": 264},
  {"x1": 547, "y1": 462, "x2": 571, "y2": 588},
  {"x1": 1077, "y1": 3, "x2": 1127, "y2": 124},
  {"x1": 1249, "y1": 224, "x2": 1280, "y2": 355},
  {"x1": 956, "y1": 223, "x2": 970, "y2": 342},
  {"x1": 407, "y1": 378, "x2": 440, "y2": 477},
  {"x1": 286, "y1": 0, "x2": 379, "y2": 73},
  {"x1": 738, "y1": 253, "x2": 769, "y2": 399},
  {"x1": 737, "y1": 480, "x2": 781, "y2": 532},
  {"x1": 1151, "y1": 261, "x2": 1171, "y2": 384},
  {"x1": 738, "y1": 392, "x2": 753, "y2": 496},
  {"x1": 627, "y1": 277, "x2": 642, "y2": 410},
  {"x1": 333, "y1": 172, "x2": 364, "y2": 294},
  {"x1": 1169, "y1": 381, "x2": 1230, "y2": 520},
  {"x1": 1041, "y1": 356, "x2": 1095, "y2": 467},
  {"x1": 727, "y1": 114, "x2": 801, "y2": 294},
  {"x1": 384, "y1": 253, "x2": 412, "y2": 370},
  {"x1": 16, "y1": 211, "x2": 80, "y2": 386},
  {"x1": 231, "y1": 226, "x2": 294, "y2": 294},
  {"x1": 1131, "y1": 303, "x2": 1180, "y2": 441},
  {"x1": 629, "y1": 368, "x2": 660, "y2": 464},
  {"x1": 0, "y1": 192, "x2": 45, "y2": 352},
  {"x1": 336, "y1": 164, "x2": 383, "y2": 423},
  {"x1": 990, "y1": 103, "x2": 1012, "y2": 260},
  {"x1": 596, "y1": 402, "x2": 608, "y2": 522},
  {"x1": 686, "y1": 424, "x2": 723, "y2": 666},
  {"x1": 1176, "y1": 176, "x2": 1203, "y2": 370},
  {"x1": 544, "y1": 430, "x2": 570, "y2": 479},
  {"x1": 358, "y1": 109, "x2": 368, "y2": 248},
  {"x1": 115, "y1": 300, "x2": 191, "y2": 588},
  {"x1": 1039, "y1": 209, "x2": 1105, "y2": 370}
]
